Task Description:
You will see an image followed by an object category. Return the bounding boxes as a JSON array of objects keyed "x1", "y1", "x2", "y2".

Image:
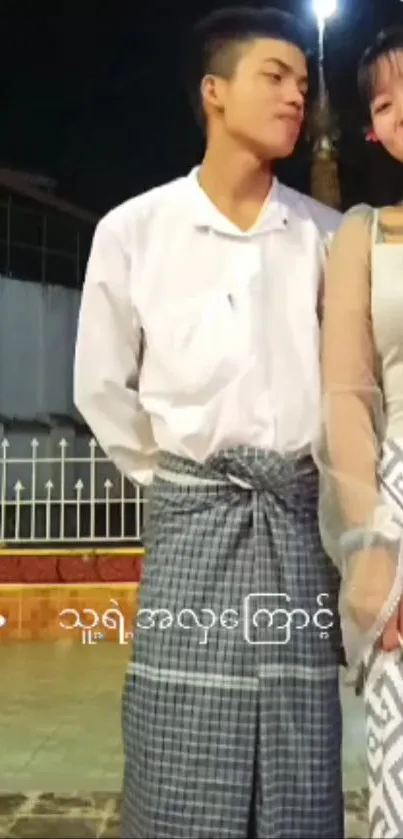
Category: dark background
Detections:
[{"x1": 2, "y1": 0, "x2": 403, "y2": 215}]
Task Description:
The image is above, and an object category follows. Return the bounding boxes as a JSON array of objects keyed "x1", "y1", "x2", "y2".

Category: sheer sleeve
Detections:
[
  {"x1": 319, "y1": 206, "x2": 381, "y2": 530},
  {"x1": 312, "y1": 206, "x2": 403, "y2": 665}
]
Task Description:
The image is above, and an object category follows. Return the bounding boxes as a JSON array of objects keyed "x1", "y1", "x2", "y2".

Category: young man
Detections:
[{"x1": 74, "y1": 7, "x2": 344, "y2": 838}]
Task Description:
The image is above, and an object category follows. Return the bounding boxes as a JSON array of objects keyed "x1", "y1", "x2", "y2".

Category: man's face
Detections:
[{"x1": 203, "y1": 38, "x2": 308, "y2": 158}]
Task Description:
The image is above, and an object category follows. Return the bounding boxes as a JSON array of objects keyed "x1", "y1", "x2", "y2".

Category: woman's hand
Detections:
[
  {"x1": 381, "y1": 598, "x2": 403, "y2": 652},
  {"x1": 345, "y1": 546, "x2": 397, "y2": 635}
]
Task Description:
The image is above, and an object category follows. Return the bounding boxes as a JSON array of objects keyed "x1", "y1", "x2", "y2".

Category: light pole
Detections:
[
  {"x1": 310, "y1": 0, "x2": 341, "y2": 208},
  {"x1": 313, "y1": 0, "x2": 337, "y2": 111}
]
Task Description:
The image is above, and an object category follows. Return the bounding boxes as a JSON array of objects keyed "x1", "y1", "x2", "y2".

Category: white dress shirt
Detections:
[{"x1": 74, "y1": 167, "x2": 341, "y2": 485}]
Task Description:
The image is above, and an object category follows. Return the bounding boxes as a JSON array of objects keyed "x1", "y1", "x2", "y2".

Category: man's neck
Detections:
[{"x1": 198, "y1": 141, "x2": 273, "y2": 232}]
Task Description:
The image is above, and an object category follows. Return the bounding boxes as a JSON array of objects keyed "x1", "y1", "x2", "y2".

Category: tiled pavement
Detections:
[
  {"x1": 0, "y1": 790, "x2": 370, "y2": 838},
  {"x1": 0, "y1": 793, "x2": 120, "y2": 838},
  {"x1": 0, "y1": 643, "x2": 369, "y2": 838}
]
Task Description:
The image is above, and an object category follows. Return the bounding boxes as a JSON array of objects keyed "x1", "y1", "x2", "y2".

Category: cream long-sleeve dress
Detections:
[{"x1": 315, "y1": 203, "x2": 403, "y2": 838}]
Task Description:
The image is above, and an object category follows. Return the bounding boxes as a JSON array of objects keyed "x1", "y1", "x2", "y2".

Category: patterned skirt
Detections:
[
  {"x1": 363, "y1": 439, "x2": 403, "y2": 838},
  {"x1": 120, "y1": 447, "x2": 344, "y2": 838}
]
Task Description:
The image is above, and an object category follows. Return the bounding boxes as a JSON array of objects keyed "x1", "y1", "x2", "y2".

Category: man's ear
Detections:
[{"x1": 200, "y1": 74, "x2": 226, "y2": 116}]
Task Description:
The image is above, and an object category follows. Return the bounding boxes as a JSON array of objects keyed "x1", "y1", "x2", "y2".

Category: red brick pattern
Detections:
[
  {"x1": 0, "y1": 550, "x2": 143, "y2": 583},
  {"x1": 0, "y1": 549, "x2": 143, "y2": 641}
]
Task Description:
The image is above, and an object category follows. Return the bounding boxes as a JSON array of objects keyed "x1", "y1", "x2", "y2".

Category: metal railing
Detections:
[{"x1": 0, "y1": 436, "x2": 145, "y2": 546}]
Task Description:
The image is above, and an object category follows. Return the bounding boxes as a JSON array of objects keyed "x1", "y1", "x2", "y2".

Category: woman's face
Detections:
[{"x1": 370, "y1": 49, "x2": 403, "y2": 162}]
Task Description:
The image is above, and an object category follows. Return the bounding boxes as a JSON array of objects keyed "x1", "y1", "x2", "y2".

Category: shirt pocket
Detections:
[{"x1": 143, "y1": 288, "x2": 251, "y2": 398}]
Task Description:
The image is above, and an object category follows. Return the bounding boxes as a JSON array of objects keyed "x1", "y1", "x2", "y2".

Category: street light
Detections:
[
  {"x1": 309, "y1": 0, "x2": 340, "y2": 208},
  {"x1": 312, "y1": 0, "x2": 337, "y2": 25},
  {"x1": 312, "y1": 0, "x2": 338, "y2": 89}
]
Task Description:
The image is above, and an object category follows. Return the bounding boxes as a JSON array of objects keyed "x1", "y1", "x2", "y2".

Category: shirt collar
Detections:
[{"x1": 185, "y1": 165, "x2": 289, "y2": 236}]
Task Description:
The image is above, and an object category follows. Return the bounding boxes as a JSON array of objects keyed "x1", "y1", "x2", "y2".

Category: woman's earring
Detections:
[{"x1": 365, "y1": 128, "x2": 378, "y2": 143}]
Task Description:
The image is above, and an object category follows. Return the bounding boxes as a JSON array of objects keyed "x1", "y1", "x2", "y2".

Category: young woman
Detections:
[{"x1": 316, "y1": 25, "x2": 403, "y2": 839}]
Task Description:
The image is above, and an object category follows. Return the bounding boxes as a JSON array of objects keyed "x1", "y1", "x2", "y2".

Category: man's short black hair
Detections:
[
  {"x1": 358, "y1": 26, "x2": 403, "y2": 125},
  {"x1": 184, "y1": 6, "x2": 311, "y2": 126}
]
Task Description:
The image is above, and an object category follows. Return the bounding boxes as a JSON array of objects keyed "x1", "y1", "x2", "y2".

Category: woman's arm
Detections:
[
  {"x1": 314, "y1": 206, "x2": 402, "y2": 662},
  {"x1": 320, "y1": 206, "x2": 381, "y2": 531}
]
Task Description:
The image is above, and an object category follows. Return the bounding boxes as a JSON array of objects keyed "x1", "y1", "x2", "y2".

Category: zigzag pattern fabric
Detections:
[
  {"x1": 364, "y1": 645, "x2": 403, "y2": 838},
  {"x1": 364, "y1": 438, "x2": 403, "y2": 838}
]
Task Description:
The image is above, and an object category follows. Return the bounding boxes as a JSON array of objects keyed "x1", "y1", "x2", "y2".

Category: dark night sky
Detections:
[{"x1": 2, "y1": 0, "x2": 403, "y2": 216}]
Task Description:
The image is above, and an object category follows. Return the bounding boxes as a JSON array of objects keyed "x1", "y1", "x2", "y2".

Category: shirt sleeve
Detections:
[
  {"x1": 74, "y1": 218, "x2": 158, "y2": 486},
  {"x1": 312, "y1": 206, "x2": 386, "y2": 565}
]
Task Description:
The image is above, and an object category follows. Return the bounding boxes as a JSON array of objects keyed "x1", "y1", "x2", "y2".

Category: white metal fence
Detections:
[{"x1": 0, "y1": 435, "x2": 145, "y2": 545}]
